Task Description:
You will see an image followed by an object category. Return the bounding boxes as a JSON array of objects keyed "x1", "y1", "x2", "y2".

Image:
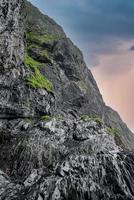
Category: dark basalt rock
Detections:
[
  {"x1": 0, "y1": 118, "x2": 134, "y2": 199},
  {"x1": 24, "y1": 1, "x2": 134, "y2": 150},
  {"x1": 0, "y1": 0, "x2": 134, "y2": 199},
  {"x1": 0, "y1": 0, "x2": 55, "y2": 120}
]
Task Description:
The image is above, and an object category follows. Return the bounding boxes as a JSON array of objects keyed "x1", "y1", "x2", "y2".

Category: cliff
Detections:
[
  {"x1": 0, "y1": 0, "x2": 134, "y2": 199},
  {"x1": 25, "y1": 1, "x2": 134, "y2": 150}
]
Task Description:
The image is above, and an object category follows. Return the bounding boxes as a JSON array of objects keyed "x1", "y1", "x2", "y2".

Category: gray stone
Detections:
[{"x1": 0, "y1": 0, "x2": 134, "y2": 199}]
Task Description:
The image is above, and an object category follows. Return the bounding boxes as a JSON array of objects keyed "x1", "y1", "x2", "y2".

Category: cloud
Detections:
[
  {"x1": 31, "y1": 0, "x2": 134, "y2": 72},
  {"x1": 29, "y1": 0, "x2": 134, "y2": 37},
  {"x1": 29, "y1": 0, "x2": 134, "y2": 56},
  {"x1": 92, "y1": 60, "x2": 134, "y2": 129},
  {"x1": 44, "y1": 0, "x2": 134, "y2": 37},
  {"x1": 91, "y1": 39, "x2": 134, "y2": 129},
  {"x1": 129, "y1": 46, "x2": 134, "y2": 51},
  {"x1": 94, "y1": 40, "x2": 134, "y2": 74}
]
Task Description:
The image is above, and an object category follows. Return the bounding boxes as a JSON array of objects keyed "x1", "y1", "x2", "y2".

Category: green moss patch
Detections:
[
  {"x1": 25, "y1": 55, "x2": 53, "y2": 92},
  {"x1": 26, "y1": 32, "x2": 61, "y2": 45},
  {"x1": 41, "y1": 115, "x2": 51, "y2": 121},
  {"x1": 27, "y1": 71, "x2": 52, "y2": 92},
  {"x1": 75, "y1": 81, "x2": 87, "y2": 93},
  {"x1": 80, "y1": 115, "x2": 103, "y2": 124},
  {"x1": 25, "y1": 54, "x2": 42, "y2": 70},
  {"x1": 106, "y1": 127, "x2": 123, "y2": 147},
  {"x1": 39, "y1": 50, "x2": 53, "y2": 64},
  {"x1": 26, "y1": 41, "x2": 53, "y2": 64}
]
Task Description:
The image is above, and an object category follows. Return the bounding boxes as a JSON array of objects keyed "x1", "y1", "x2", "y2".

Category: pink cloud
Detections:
[{"x1": 91, "y1": 40, "x2": 134, "y2": 130}]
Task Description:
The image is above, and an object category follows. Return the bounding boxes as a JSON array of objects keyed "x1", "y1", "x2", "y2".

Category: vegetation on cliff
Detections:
[{"x1": 25, "y1": 55, "x2": 53, "y2": 91}]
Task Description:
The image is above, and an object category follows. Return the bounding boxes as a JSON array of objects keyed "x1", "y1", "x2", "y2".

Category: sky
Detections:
[{"x1": 29, "y1": 0, "x2": 134, "y2": 130}]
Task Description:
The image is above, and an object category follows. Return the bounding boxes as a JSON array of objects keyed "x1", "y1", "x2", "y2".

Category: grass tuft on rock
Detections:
[
  {"x1": 26, "y1": 32, "x2": 61, "y2": 45},
  {"x1": 41, "y1": 115, "x2": 51, "y2": 121},
  {"x1": 25, "y1": 55, "x2": 53, "y2": 92},
  {"x1": 80, "y1": 115, "x2": 103, "y2": 124},
  {"x1": 27, "y1": 44, "x2": 53, "y2": 64},
  {"x1": 75, "y1": 81, "x2": 87, "y2": 93},
  {"x1": 106, "y1": 127, "x2": 123, "y2": 147},
  {"x1": 25, "y1": 54, "x2": 42, "y2": 70}
]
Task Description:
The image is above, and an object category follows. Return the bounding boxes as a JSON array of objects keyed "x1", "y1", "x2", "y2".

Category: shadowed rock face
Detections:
[
  {"x1": 0, "y1": 117, "x2": 134, "y2": 200},
  {"x1": 0, "y1": 0, "x2": 134, "y2": 199},
  {"x1": 24, "y1": 1, "x2": 134, "y2": 150},
  {"x1": 0, "y1": 0, "x2": 55, "y2": 119},
  {"x1": 25, "y1": 1, "x2": 105, "y2": 118},
  {"x1": 0, "y1": 0, "x2": 24, "y2": 72}
]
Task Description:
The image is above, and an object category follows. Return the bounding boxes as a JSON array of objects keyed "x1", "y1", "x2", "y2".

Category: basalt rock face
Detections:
[
  {"x1": 25, "y1": 1, "x2": 105, "y2": 118},
  {"x1": 0, "y1": 0, "x2": 134, "y2": 199},
  {"x1": 1, "y1": 118, "x2": 134, "y2": 200},
  {"x1": 0, "y1": 0, "x2": 55, "y2": 120},
  {"x1": 24, "y1": 1, "x2": 134, "y2": 150}
]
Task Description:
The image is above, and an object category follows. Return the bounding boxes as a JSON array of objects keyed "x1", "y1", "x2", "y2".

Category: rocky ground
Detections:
[
  {"x1": 1, "y1": 117, "x2": 134, "y2": 200},
  {"x1": 0, "y1": 0, "x2": 134, "y2": 199}
]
